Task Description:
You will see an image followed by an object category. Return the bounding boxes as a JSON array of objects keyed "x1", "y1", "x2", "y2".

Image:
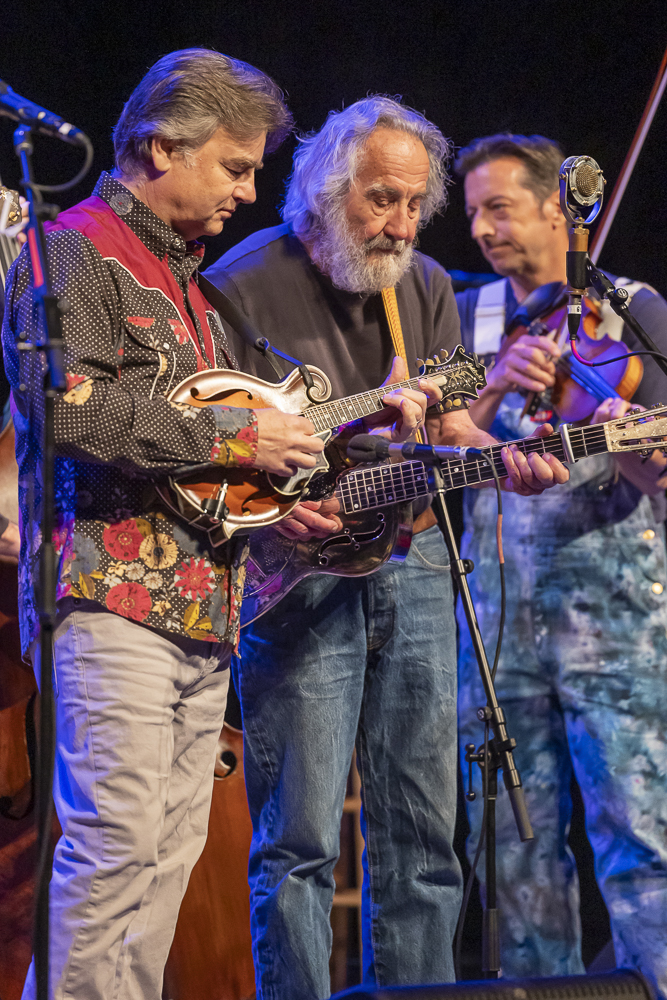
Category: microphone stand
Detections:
[
  {"x1": 429, "y1": 461, "x2": 534, "y2": 978},
  {"x1": 14, "y1": 123, "x2": 67, "y2": 1000},
  {"x1": 584, "y1": 260, "x2": 667, "y2": 380}
]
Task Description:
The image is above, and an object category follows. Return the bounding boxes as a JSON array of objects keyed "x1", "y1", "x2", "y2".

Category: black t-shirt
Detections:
[{"x1": 205, "y1": 224, "x2": 461, "y2": 396}]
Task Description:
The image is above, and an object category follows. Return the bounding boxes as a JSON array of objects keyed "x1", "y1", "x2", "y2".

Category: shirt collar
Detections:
[{"x1": 93, "y1": 172, "x2": 204, "y2": 271}]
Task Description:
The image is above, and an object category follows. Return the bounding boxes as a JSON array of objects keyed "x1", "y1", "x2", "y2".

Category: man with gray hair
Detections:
[
  {"x1": 2, "y1": 54, "x2": 433, "y2": 1000},
  {"x1": 206, "y1": 99, "x2": 567, "y2": 998}
]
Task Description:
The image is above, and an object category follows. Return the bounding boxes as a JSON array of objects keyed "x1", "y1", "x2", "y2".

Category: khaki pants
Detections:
[{"x1": 22, "y1": 599, "x2": 230, "y2": 1000}]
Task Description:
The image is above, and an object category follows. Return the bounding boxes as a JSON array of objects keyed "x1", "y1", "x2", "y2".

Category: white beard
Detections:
[{"x1": 310, "y1": 211, "x2": 415, "y2": 294}]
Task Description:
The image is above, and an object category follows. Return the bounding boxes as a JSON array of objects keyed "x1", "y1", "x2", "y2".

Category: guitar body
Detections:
[
  {"x1": 241, "y1": 503, "x2": 413, "y2": 627},
  {"x1": 157, "y1": 365, "x2": 332, "y2": 545}
]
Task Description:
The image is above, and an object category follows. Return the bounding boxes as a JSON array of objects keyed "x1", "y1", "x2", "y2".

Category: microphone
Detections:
[
  {"x1": 559, "y1": 156, "x2": 605, "y2": 339},
  {"x1": 347, "y1": 434, "x2": 485, "y2": 465},
  {"x1": 0, "y1": 80, "x2": 88, "y2": 147}
]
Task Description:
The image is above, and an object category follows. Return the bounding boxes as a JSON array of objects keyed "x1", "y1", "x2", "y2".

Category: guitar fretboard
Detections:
[
  {"x1": 337, "y1": 422, "x2": 610, "y2": 514},
  {"x1": 337, "y1": 462, "x2": 430, "y2": 512},
  {"x1": 302, "y1": 377, "x2": 425, "y2": 433}
]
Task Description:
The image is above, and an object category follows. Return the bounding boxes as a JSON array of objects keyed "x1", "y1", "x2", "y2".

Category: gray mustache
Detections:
[{"x1": 364, "y1": 234, "x2": 411, "y2": 254}]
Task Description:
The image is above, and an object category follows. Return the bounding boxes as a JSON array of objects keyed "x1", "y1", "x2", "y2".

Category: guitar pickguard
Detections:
[
  {"x1": 241, "y1": 504, "x2": 413, "y2": 627},
  {"x1": 317, "y1": 514, "x2": 389, "y2": 564},
  {"x1": 266, "y1": 430, "x2": 332, "y2": 496}
]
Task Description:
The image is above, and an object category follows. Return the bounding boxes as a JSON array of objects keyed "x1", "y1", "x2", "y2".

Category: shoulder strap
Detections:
[
  {"x1": 472, "y1": 278, "x2": 508, "y2": 356},
  {"x1": 381, "y1": 286, "x2": 425, "y2": 442},
  {"x1": 199, "y1": 272, "x2": 320, "y2": 393},
  {"x1": 381, "y1": 286, "x2": 409, "y2": 369},
  {"x1": 198, "y1": 273, "x2": 265, "y2": 364}
]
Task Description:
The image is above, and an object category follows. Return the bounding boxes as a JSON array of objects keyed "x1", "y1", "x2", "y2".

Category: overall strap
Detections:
[{"x1": 472, "y1": 277, "x2": 508, "y2": 356}]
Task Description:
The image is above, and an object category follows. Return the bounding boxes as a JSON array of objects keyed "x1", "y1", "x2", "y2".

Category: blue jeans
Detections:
[
  {"x1": 458, "y1": 475, "x2": 667, "y2": 998},
  {"x1": 234, "y1": 524, "x2": 462, "y2": 1000}
]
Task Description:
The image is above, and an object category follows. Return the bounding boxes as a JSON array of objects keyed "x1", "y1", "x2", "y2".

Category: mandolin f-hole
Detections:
[{"x1": 190, "y1": 387, "x2": 254, "y2": 403}]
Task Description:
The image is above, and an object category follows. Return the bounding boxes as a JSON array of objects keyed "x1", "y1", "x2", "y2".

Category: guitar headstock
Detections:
[
  {"x1": 417, "y1": 345, "x2": 488, "y2": 409},
  {"x1": 604, "y1": 403, "x2": 667, "y2": 454}
]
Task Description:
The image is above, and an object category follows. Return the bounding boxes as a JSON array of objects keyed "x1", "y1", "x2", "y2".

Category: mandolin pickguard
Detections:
[{"x1": 240, "y1": 504, "x2": 413, "y2": 627}]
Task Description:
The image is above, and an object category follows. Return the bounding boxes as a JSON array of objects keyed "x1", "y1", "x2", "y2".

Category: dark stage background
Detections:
[
  {"x1": 1, "y1": 0, "x2": 666, "y2": 981},
  {"x1": 1, "y1": 0, "x2": 666, "y2": 293}
]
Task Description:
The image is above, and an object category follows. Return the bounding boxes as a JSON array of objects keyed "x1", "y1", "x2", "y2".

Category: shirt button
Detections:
[
  {"x1": 652, "y1": 582, "x2": 664, "y2": 595},
  {"x1": 643, "y1": 529, "x2": 656, "y2": 540},
  {"x1": 163, "y1": 343, "x2": 170, "y2": 349}
]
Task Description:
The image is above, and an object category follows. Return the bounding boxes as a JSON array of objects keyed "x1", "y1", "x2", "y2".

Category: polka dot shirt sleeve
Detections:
[{"x1": 8, "y1": 231, "x2": 258, "y2": 476}]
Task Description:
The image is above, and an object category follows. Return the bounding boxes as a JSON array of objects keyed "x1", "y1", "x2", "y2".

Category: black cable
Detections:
[
  {"x1": 22, "y1": 134, "x2": 94, "y2": 194},
  {"x1": 487, "y1": 456, "x2": 506, "y2": 682},
  {"x1": 454, "y1": 452, "x2": 506, "y2": 979},
  {"x1": 570, "y1": 339, "x2": 667, "y2": 370},
  {"x1": 454, "y1": 719, "x2": 490, "y2": 980}
]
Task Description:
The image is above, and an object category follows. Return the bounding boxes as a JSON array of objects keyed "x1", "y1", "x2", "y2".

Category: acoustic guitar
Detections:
[{"x1": 241, "y1": 403, "x2": 667, "y2": 625}]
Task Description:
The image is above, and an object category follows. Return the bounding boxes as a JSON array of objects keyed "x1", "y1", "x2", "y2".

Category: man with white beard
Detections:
[{"x1": 205, "y1": 96, "x2": 567, "y2": 999}]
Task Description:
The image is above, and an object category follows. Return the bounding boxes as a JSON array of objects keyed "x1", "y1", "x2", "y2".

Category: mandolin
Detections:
[
  {"x1": 157, "y1": 346, "x2": 487, "y2": 544},
  {"x1": 241, "y1": 403, "x2": 667, "y2": 625}
]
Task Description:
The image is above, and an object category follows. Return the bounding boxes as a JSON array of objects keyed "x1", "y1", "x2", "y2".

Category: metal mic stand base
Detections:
[{"x1": 429, "y1": 464, "x2": 533, "y2": 978}]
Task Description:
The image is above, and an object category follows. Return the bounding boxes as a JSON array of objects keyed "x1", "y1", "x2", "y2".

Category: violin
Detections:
[{"x1": 497, "y1": 281, "x2": 643, "y2": 424}]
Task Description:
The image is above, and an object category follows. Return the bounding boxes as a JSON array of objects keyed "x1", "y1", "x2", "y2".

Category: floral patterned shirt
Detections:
[{"x1": 2, "y1": 173, "x2": 258, "y2": 654}]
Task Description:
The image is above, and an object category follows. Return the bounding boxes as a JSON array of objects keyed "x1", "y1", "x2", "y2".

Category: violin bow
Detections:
[{"x1": 590, "y1": 43, "x2": 667, "y2": 264}]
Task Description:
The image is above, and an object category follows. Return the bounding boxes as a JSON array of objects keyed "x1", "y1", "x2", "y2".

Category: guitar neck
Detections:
[
  {"x1": 302, "y1": 377, "x2": 425, "y2": 433},
  {"x1": 338, "y1": 421, "x2": 611, "y2": 514},
  {"x1": 336, "y1": 461, "x2": 431, "y2": 512}
]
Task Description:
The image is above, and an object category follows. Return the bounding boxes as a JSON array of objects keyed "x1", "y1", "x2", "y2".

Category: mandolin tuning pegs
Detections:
[
  {"x1": 416, "y1": 357, "x2": 425, "y2": 368},
  {"x1": 426, "y1": 358, "x2": 435, "y2": 366}
]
